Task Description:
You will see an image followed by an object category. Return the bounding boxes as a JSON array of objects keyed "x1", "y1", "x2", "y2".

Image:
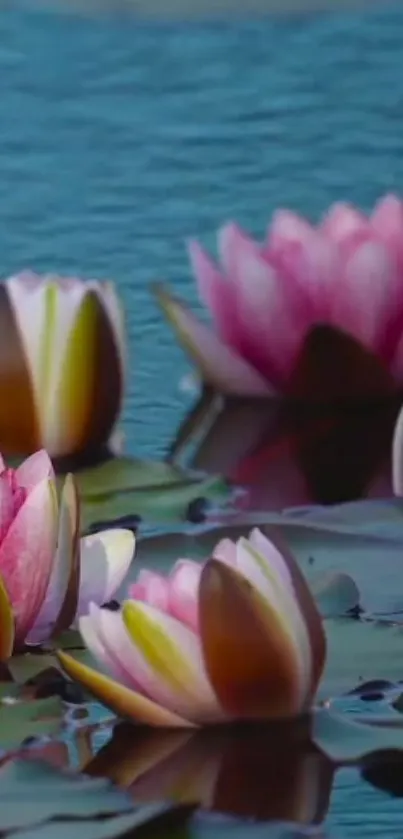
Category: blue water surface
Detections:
[{"x1": 1, "y1": 3, "x2": 403, "y2": 835}]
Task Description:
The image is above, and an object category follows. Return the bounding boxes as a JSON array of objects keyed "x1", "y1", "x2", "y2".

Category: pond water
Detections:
[{"x1": 1, "y1": 2, "x2": 403, "y2": 837}]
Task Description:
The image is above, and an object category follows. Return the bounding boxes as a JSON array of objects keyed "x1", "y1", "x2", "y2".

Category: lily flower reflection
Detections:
[
  {"x1": 0, "y1": 272, "x2": 125, "y2": 462},
  {"x1": 0, "y1": 450, "x2": 135, "y2": 659},
  {"x1": 58, "y1": 529, "x2": 326, "y2": 727},
  {"x1": 85, "y1": 722, "x2": 334, "y2": 826},
  {"x1": 156, "y1": 195, "x2": 403, "y2": 400}
]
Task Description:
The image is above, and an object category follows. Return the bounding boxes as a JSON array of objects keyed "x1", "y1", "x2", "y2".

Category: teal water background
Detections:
[{"x1": 2, "y1": 3, "x2": 403, "y2": 835}]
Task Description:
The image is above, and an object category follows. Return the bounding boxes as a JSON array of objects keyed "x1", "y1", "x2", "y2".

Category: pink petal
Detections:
[
  {"x1": 320, "y1": 203, "x2": 369, "y2": 244},
  {"x1": 0, "y1": 454, "x2": 5, "y2": 473},
  {"x1": 0, "y1": 475, "x2": 15, "y2": 543},
  {"x1": 189, "y1": 240, "x2": 238, "y2": 346},
  {"x1": 27, "y1": 473, "x2": 79, "y2": 645},
  {"x1": 267, "y1": 210, "x2": 339, "y2": 320},
  {"x1": 155, "y1": 286, "x2": 272, "y2": 396},
  {"x1": 0, "y1": 477, "x2": 57, "y2": 643},
  {"x1": 168, "y1": 560, "x2": 201, "y2": 632},
  {"x1": 371, "y1": 194, "x2": 403, "y2": 264},
  {"x1": 129, "y1": 570, "x2": 171, "y2": 612},
  {"x1": 16, "y1": 450, "x2": 54, "y2": 492},
  {"x1": 330, "y1": 240, "x2": 400, "y2": 352},
  {"x1": 225, "y1": 226, "x2": 310, "y2": 382}
]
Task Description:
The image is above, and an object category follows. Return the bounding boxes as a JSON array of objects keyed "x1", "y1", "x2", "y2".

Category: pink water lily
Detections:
[
  {"x1": 155, "y1": 194, "x2": 403, "y2": 397},
  {"x1": 0, "y1": 449, "x2": 135, "y2": 659},
  {"x1": 58, "y1": 528, "x2": 326, "y2": 728}
]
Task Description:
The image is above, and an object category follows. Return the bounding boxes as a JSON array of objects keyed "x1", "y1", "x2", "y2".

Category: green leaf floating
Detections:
[
  {"x1": 0, "y1": 695, "x2": 63, "y2": 748},
  {"x1": 63, "y1": 456, "x2": 231, "y2": 531}
]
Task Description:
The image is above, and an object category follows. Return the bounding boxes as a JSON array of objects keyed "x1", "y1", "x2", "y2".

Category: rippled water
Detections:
[{"x1": 2, "y1": 3, "x2": 403, "y2": 836}]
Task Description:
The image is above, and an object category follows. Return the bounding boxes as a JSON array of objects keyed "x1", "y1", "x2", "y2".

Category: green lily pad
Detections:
[
  {"x1": 320, "y1": 618, "x2": 403, "y2": 699},
  {"x1": 312, "y1": 708, "x2": 403, "y2": 763},
  {"x1": 0, "y1": 696, "x2": 63, "y2": 748},
  {"x1": 74, "y1": 457, "x2": 195, "y2": 499},
  {"x1": 80, "y1": 475, "x2": 229, "y2": 532},
  {"x1": 136, "y1": 511, "x2": 403, "y2": 615},
  {"x1": 311, "y1": 572, "x2": 360, "y2": 617}
]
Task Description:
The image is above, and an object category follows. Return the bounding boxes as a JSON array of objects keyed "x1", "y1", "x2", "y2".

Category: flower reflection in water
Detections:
[
  {"x1": 85, "y1": 720, "x2": 334, "y2": 827},
  {"x1": 169, "y1": 328, "x2": 402, "y2": 509}
]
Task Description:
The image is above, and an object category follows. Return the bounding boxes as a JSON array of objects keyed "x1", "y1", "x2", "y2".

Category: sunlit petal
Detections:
[
  {"x1": 15, "y1": 449, "x2": 54, "y2": 491},
  {"x1": 154, "y1": 284, "x2": 272, "y2": 396},
  {"x1": 0, "y1": 477, "x2": 57, "y2": 643},
  {"x1": 167, "y1": 560, "x2": 201, "y2": 632}
]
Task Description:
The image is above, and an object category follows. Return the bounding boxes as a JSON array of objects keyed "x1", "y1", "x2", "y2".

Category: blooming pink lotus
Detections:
[
  {"x1": 0, "y1": 449, "x2": 135, "y2": 660},
  {"x1": 155, "y1": 195, "x2": 403, "y2": 398},
  {"x1": 58, "y1": 528, "x2": 326, "y2": 727}
]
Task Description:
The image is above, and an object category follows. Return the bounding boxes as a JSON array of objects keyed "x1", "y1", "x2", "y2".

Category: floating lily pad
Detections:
[
  {"x1": 65, "y1": 456, "x2": 231, "y2": 531},
  {"x1": 0, "y1": 696, "x2": 63, "y2": 748},
  {"x1": 138, "y1": 508, "x2": 403, "y2": 616},
  {"x1": 312, "y1": 708, "x2": 403, "y2": 763},
  {"x1": 80, "y1": 477, "x2": 229, "y2": 533}
]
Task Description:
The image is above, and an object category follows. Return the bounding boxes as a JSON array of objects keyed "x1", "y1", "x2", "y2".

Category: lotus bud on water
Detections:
[
  {"x1": 0, "y1": 450, "x2": 135, "y2": 659},
  {"x1": 0, "y1": 272, "x2": 125, "y2": 460},
  {"x1": 58, "y1": 528, "x2": 326, "y2": 727},
  {"x1": 155, "y1": 194, "x2": 403, "y2": 399}
]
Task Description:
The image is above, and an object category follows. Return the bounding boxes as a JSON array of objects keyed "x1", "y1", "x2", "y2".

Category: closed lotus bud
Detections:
[{"x1": 0, "y1": 272, "x2": 125, "y2": 460}]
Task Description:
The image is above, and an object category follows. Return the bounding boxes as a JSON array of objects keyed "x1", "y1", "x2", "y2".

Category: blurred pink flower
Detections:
[
  {"x1": 156, "y1": 195, "x2": 403, "y2": 397},
  {"x1": 0, "y1": 450, "x2": 135, "y2": 659}
]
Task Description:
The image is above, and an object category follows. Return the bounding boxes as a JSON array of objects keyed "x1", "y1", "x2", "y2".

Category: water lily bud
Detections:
[{"x1": 0, "y1": 273, "x2": 125, "y2": 460}]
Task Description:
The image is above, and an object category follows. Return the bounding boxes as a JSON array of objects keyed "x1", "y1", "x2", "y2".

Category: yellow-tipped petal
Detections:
[
  {"x1": 0, "y1": 573, "x2": 15, "y2": 661},
  {"x1": 199, "y1": 559, "x2": 302, "y2": 720},
  {"x1": 122, "y1": 601, "x2": 222, "y2": 724},
  {"x1": 57, "y1": 651, "x2": 195, "y2": 729}
]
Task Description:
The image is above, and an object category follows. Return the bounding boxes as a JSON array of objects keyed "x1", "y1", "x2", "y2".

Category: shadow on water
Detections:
[
  {"x1": 84, "y1": 719, "x2": 335, "y2": 825},
  {"x1": 169, "y1": 327, "x2": 403, "y2": 509}
]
